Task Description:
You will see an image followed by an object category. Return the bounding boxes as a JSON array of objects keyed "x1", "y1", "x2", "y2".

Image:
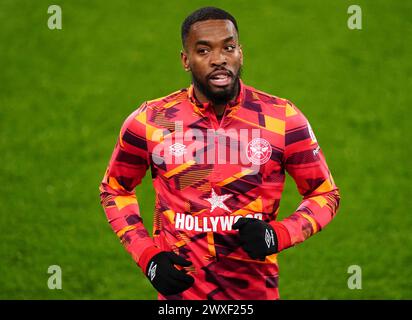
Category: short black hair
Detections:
[{"x1": 181, "y1": 7, "x2": 239, "y2": 48}]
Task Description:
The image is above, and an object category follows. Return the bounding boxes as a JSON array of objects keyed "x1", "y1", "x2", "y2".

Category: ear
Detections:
[
  {"x1": 180, "y1": 50, "x2": 190, "y2": 72},
  {"x1": 239, "y1": 44, "x2": 243, "y2": 66}
]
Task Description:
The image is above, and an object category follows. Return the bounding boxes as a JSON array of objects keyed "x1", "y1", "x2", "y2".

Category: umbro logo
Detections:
[
  {"x1": 313, "y1": 146, "x2": 320, "y2": 157},
  {"x1": 265, "y1": 229, "x2": 275, "y2": 248},
  {"x1": 308, "y1": 122, "x2": 317, "y2": 143},
  {"x1": 169, "y1": 143, "x2": 187, "y2": 156},
  {"x1": 148, "y1": 261, "x2": 157, "y2": 281}
]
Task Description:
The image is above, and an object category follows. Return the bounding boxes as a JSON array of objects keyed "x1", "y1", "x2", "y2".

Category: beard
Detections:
[{"x1": 191, "y1": 66, "x2": 242, "y2": 105}]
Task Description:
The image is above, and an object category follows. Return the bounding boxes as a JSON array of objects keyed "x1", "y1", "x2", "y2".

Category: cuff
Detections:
[
  {"x1": 270, "y1": 221, "x2": 292, "y2": 252},
  {"x1": 137, "y1": 246, "x2": 162, "y2": 273}
]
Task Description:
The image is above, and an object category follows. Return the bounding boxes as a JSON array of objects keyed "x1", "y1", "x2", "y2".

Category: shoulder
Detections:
[
  {"x1": 243, "y1": 84, "x2": 290, "y2": 107},
  {"x1": 123, "y1": 88, "x2": 188, "y2": 126},
  {"x1": 244, "y1": 84, "x2": 309, "y2": 126},
  {"x1": 245, "y1": 86, "x2": 309, "y2": 131},
  {"x1": 145, "y1": 88, "x2": 188, "y2": 110}
]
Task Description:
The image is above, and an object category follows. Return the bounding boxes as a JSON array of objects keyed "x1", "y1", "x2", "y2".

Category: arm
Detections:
[
  {"x1": 272, "y1": 101, "x2": 341, "y2": 251},
  {"x1": 99, "y1": 103, "x2": 194, "y2": 295},
  {"x1": 99, "y1": 103, "x2": 160, "y2": 268}
]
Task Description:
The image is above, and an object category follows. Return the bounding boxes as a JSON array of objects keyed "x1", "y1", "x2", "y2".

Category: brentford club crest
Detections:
[{"x1": 246, "y1": 138, "x2": 272, "y2": 165}]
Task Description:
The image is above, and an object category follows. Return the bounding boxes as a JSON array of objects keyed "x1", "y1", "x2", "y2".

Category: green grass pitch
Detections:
[{"x1": 0, "y1": 0, "x2": 411, "y2": 299}]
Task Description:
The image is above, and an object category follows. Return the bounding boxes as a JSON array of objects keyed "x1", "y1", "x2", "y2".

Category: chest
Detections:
[{"x1": 147, "y1": 106, "x2": 285, "y2": 183}]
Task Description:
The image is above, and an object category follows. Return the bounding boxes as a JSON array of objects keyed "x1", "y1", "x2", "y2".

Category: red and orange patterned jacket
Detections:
[{"x1": 99, "y1": 80, "x2": 340, "y2": 300}]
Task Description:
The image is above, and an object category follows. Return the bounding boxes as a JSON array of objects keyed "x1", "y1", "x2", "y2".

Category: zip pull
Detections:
[{"x1": 218, "y1": 104, "x2": 229, "y2": 129}]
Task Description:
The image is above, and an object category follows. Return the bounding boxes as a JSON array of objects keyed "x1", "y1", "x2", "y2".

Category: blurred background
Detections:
[{"x1": 0, "y1": 0, "x2": 411, "y2": 299}]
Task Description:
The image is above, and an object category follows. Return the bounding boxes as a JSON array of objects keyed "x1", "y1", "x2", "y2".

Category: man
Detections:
[{"x1": 99, "y1": 7, "x2": 340, "y2": 300}]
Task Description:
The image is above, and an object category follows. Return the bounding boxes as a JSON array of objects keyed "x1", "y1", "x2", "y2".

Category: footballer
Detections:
[{"x1": 99, "y1": 7, "x2": 341, "y2": 300}]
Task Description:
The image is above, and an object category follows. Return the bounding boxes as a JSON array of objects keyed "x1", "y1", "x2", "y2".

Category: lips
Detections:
[{"x1": 208, "y1": 70, "x2": 232, "y2": 87}]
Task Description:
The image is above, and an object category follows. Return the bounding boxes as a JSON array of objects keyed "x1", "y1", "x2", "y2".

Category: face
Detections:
[{"x1": 181, "y1": 19, "x2": 243, "y2": 105}]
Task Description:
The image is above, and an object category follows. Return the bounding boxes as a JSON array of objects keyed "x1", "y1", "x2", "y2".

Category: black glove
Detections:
[
  {"x1": 233, "y1": 217, "x2": 278, "y2": 260},
  {"x1": 145, "y1": 251, "x2": 194, "y2": 296}
]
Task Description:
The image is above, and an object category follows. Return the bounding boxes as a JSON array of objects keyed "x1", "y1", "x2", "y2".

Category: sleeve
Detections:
[
  {"x1": 270, "y1": 101, "x2": 341, "y2": 251},
  {"x1": 99, "y1": 102, "x2": 161, "y2": 271}
]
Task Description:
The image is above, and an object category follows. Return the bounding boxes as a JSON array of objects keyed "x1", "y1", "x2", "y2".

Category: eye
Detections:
[
  {"x1": 197, "y1": 48, "x2": 209, "y2": 55},
  {"x1": 225, "y1": 45, "x2": 236, "y2": 52}
]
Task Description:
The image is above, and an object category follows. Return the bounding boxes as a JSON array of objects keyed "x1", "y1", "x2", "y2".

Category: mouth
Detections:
[{"x1": 208, "y1": 70, "x2": 232, "y2": 87}]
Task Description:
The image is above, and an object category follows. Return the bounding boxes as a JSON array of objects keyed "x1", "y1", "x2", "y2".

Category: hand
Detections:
[
  {"x1": 233, "y1": 217, "x2": 278, "y2": 260},
  {"x1": 145, "y1": 251, "x2": 194, "y2": 296}
]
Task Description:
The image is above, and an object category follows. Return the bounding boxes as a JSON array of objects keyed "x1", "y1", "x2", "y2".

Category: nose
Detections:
[{"x1": 210, "y1": 50, "x2": 227, "y2": 67}]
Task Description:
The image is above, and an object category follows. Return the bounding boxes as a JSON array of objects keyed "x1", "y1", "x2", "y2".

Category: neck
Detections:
[{"x1": 192, "y1": 81, "x2": 240, "y2": 117}]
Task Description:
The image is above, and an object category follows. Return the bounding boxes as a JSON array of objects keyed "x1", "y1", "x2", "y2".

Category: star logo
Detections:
[{"x1": 205, "y1": 188, "x2": 232, "y2": 213}]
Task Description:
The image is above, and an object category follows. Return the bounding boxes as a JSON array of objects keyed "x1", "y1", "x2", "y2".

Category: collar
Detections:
[{"x1": 187, "y1": 79, "x2": 245, "y2": 116}]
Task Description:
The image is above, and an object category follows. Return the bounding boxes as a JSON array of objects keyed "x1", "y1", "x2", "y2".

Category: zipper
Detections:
[
  {"x1": 208, "y1": 104, "x2": 229, "y2": 131},
  {"x1": 207, "y1": 105, "x2": 230, "y2": 181}
]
